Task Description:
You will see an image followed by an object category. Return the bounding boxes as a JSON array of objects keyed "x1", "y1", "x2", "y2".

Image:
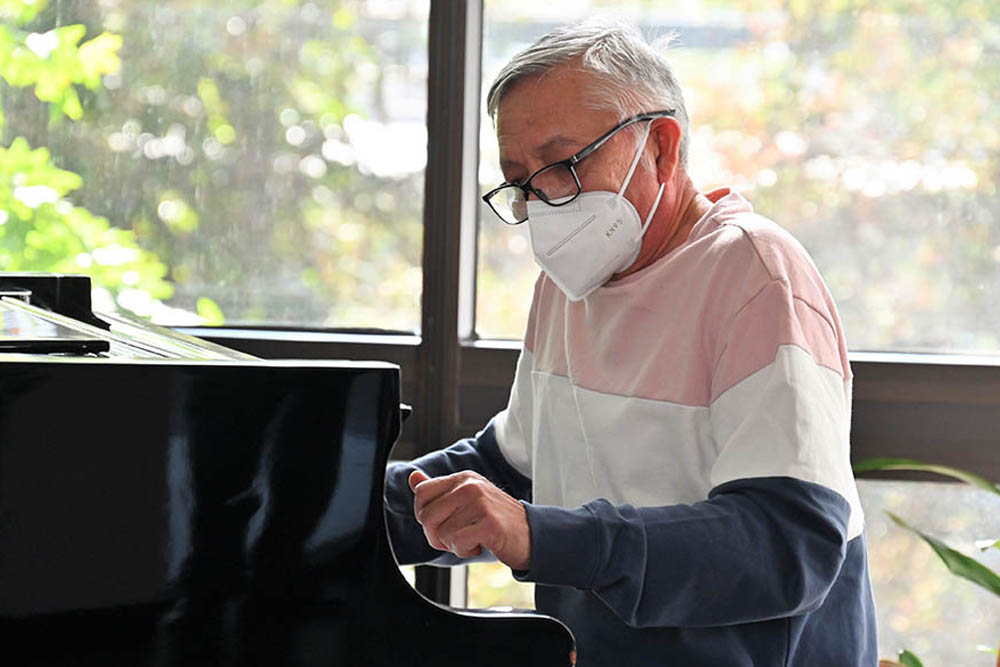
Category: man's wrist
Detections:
[{"x1": 513, "y1": 501, "x2": 602, "y2": 589}]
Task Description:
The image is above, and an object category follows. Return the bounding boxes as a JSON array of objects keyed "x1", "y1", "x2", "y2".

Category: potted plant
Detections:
[{"x1": 855, "y1": 458, "x2": 1000, "y2": 667}]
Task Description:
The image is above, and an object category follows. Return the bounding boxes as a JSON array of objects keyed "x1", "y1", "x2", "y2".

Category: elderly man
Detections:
[{"x1": 385, "y1": 18, "x2": 878, "y2": 666}]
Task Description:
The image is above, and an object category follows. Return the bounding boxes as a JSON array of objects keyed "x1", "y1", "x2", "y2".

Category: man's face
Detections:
[{"x1": 495, "y1": 66, "x2": 655, "y2": 204}]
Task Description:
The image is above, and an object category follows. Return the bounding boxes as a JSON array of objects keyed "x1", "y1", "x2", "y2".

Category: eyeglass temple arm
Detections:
[{"x1": 570, "y1": 109, "x2": 676, "y2": 164}]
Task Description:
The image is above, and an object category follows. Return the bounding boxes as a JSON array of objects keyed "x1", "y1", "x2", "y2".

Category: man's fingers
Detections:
[
  {"x1": 408, "y1": 469, "x2": 429, "y2": 492},
  {"x1": 405, "y1": 469, "x2": 530, "y2": 569},
  {"x1": 411, "y1": 471, "x2": 482, "y2": 511},
  {"x1": 446, "y1": 521, "x2": 490, "y2": 559},
  {"x1": 411, "y1": 473, "x2": 485, "y2": 552}
]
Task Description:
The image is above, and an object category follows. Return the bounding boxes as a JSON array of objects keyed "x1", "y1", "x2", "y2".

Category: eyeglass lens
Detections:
[
  {"x1": 485, "y1": 163, "x2": 579, "y2": 224},
  {"x1": 530, "y1": 163, "x2": 578, "y2": 202},
  {"x1": 507, "y1": 189, "x2": 528, "y2": 222}
]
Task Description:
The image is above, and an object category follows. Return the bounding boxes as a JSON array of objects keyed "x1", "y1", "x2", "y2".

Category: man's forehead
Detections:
[
  {"x1": 494, "y1": 68, "x2": 615, "y2": 157},
  {"x1": 496, "y1": 67, "x2": 590, "y2": 124}
]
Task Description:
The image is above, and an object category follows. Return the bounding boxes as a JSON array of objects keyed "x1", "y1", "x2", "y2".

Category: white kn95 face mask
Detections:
[{"x1": 525, "y1": 122, "x2": 666, "y2": 301}]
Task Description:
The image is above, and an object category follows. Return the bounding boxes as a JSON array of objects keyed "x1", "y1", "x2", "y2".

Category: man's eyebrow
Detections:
[
  {"x1": 499, "y1": 135, "x2": 585, "y2": 180},
  {"x1": 538, "y1": 134, "x2": 584, "y2": 156},
  {"x1": 499, "y1": 158, "x2": 523, "y2": 179}
]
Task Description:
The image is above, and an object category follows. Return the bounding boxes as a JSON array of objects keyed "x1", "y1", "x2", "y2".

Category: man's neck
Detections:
[
  {"x1": 614, "y1": 182, "x2": 713, "y2": 280},
  {"x1": 662, "y1": 189, "x2": 713, "y2": 255}
]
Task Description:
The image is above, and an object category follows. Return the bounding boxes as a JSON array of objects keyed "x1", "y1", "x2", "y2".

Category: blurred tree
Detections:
[
  {"x1": 697, "y1": 0, "x2": 1000, "y2": 352},
  {"x1": 0, "y1": 0, "x2": 172, "y2": 310},
  {"x1": 477, "y1": 1, "x2": 1000, "y2": 354},
  {"x1": 2, "y1": 0, "x2": 427, "y2": 327}
]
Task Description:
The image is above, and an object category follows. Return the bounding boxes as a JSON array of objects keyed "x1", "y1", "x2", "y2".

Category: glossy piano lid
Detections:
[
  {"x1": 0, "y1": 297, "x2": 110, "y2": 354},
  {"x1": 96, "y1": 309, "x2": 259, "y2": 360},
  {"x1": 0, "y1": 294, "x2": 253, "y2": 360}
]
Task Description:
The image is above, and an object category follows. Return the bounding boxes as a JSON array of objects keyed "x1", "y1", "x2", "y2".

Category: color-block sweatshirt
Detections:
[{"x1": 385, "y1": 191, "x2": 878, "y2": 666}]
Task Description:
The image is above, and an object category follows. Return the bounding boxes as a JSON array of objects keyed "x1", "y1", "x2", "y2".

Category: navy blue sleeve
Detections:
[
  {"x1": 516, "y1": 476, "x2": 850, "y2": 628},
  {"x1": 383, "y1": 419, "x2": 533, "y2": 566}
]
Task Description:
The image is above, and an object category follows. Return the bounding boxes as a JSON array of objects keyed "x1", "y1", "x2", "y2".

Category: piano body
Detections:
[{"x1": 0, "y1": 274, "x2": 574, "y2": 666}]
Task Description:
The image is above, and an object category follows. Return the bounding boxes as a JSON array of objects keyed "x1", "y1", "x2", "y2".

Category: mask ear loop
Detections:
[
  {"x1": 615, "y1": 120, "x2": 664, "y2": 234},
  {"x1": 641, "y1": 182, "x2": 666, "y2": 234},
  {"x1": 616, "y1": 121, "x2": 654, "y2": 201}
]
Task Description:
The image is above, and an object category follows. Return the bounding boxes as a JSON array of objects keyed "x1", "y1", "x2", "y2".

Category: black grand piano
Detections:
[{"x1": 0, "y1": 274, "x2": 574, "y2": 666}]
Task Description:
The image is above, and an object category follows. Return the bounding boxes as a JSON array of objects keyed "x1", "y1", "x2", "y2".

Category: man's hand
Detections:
[{"x1": 408, "y1": 469, "x2": 531, "y2": 571}]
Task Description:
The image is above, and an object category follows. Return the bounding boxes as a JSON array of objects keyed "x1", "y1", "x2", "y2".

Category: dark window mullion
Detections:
[
  {"x1": 419, "y1": 0, "x2": 473, "y2": 457},
  {"x1": 413, "y1": 0, "x2": 479, "y2": 606}
]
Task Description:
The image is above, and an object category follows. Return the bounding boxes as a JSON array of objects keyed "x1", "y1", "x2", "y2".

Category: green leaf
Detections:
[
  {"x1": 854, "y1": 458, "x2": 1000, "y2": 497},
  {"x1": 0, "y1": 0, "x2": 48, "y2": 25},
  {"x1": 898, "y1": 649, "x2": 924, "y2": 667},
  {"x1": 196, "y1": 297, "x2": 225, "y2": 326},
  {"x1": 976, "y1": 539, "x2": 1000, "y2": 553},
  {"x1": 77, "y1": 32, "x2": 121, "y2": 87},
  {"x1": 59, "y1": 87, "x2": 82, "y2": 120},
  {"x1": 156, "y1": 192, "x2": 199, "y2": 233},
  {"x1": 887, "y1": 512, "x2": 1000, "y2": 597},
  {"x1": 974, "y1": 643, "x2": 999, "y2": 656},
  {"x1": 54, "y1": 23, "x2": 87, "y2": 50}
]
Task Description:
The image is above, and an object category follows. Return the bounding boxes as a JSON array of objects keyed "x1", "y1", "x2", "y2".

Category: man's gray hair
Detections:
[{"x1": 486, "y1": 17, "x2": 691, "y2": 167}]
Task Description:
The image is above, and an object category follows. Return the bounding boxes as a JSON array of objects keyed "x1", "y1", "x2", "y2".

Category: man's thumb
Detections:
[{"x1": 408, "y1": 469, "x2": 430, "y2": 492}]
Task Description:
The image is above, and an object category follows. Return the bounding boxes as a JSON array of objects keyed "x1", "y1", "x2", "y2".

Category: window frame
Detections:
[{"x1": 180, "y1": 0, "x2": 1000, "y2": 603}]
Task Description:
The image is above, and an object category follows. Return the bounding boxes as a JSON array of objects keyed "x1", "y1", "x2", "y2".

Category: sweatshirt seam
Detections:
[
  {"x1": 709, "y1": 342, "x2": 847, "y2": 405},
  {"x1": 721, "y1": 220, "x2": 778, "y2": 282},
  {"x1": 582, "y1": 501, "x2": 603, "y2": 589},
  {"x1": 529, "y1": 367, "x2": 713, "y2": 410},
  {"x1": 709, "y1": 276, "x2": 782, "y2": 382},
  {"x1": 790, "y1": 293, "x2": 839, "y2": 344},
  {"x1": 711, "y1": 224, "x2": 840, "y2": 378}
]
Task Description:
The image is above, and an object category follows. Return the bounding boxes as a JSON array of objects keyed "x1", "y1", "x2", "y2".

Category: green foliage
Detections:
[
  {"x1": 0, "y1": 136, "x2": 171, "y2": 300},
  {"x1": 856, "y1": 457, "x2": 1000, "y2": 663},
  {"x1": 854, "y1": 458, "x2": 1000, "y2": 497},
  {"x1": 977, "y1": 643, "x2": 999, "y2": 658},
  {"x1": 887, "y1": 511, "x2": 1000, "y2": 597},
  {"x1": 0, "y1": 0, "x2": 171, "y2": 316},
  {"x1": 0, "y1": 20, "x2": 121, "y2": 122},
  {"x1": 714, "y1": 0, "x2": 1000, "y2": 353},
  {"x1": 2, "y1": 0, "x2": 424, "y2": 328},
  {"x1": 196, "y1": 297, "x2": 224, "y2": 326},
  {"x1": 0, "y1": 0, "x2": 45, "y2": 25}
]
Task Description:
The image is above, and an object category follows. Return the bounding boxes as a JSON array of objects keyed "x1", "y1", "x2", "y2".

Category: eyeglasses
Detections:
[{"x1": 481, "y1": 110, "x2": 676, "y2": 225}]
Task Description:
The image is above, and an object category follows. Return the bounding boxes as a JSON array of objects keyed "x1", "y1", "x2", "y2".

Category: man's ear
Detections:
[{"x1": 651, "y1": 117, "x2": 683, "y2": 182}]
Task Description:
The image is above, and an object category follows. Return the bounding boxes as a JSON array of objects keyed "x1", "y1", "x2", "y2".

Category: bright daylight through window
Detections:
[
  {"x1": 0, "y1": 0, "x2": 428, "y2": 330},
  {"x1": 476, "y1": 0, "x2": 1000, "y2": 357}
]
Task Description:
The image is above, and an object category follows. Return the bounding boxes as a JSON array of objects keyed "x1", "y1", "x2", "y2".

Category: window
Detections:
[
  {"x1": 0, "y1": 0, "x2": 428, "y2": 330},
  {"x1": 476, "y1": 0, "x2": 1000, "y2": 354},
  {"x1": 860, "y1": 480, "x2": 1000, "y2": 664}
]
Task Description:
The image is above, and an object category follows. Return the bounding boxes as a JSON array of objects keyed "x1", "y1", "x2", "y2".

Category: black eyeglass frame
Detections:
[{"x1": 481, "y1": 109, "x2": 677, "y2": 225}]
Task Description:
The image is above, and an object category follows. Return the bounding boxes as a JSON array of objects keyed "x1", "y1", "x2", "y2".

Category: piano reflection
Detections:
[{"x1": 0, "y1": 273, "x2": 574, "y2": 666}]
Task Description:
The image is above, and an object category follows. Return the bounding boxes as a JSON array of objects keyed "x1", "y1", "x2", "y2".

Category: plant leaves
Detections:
[
  {"x1": 887, "y1": 512, "x2": 1000, "y2": 597},
  {"x1": 854, "y1": 458, "x2": 1000, "y2": 497},
  {"x1": 976, "y1": 539, "x2": 1000, "y2": 553},
  {"x1": 196, "y1": 297, "x2": 225, "y2": 326},
  {"x1": 77, "y1": 32, "x2": 121, "y2": 86},
  {"x1": 898, "y1": 649, "x2": 924, "y2": 667},
  {"x1": 974, "y1": 643, "x2": 998, "y2": 656},
  {"x1": 0, "y1": 0, "x2": 47, "y2": 25}
]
